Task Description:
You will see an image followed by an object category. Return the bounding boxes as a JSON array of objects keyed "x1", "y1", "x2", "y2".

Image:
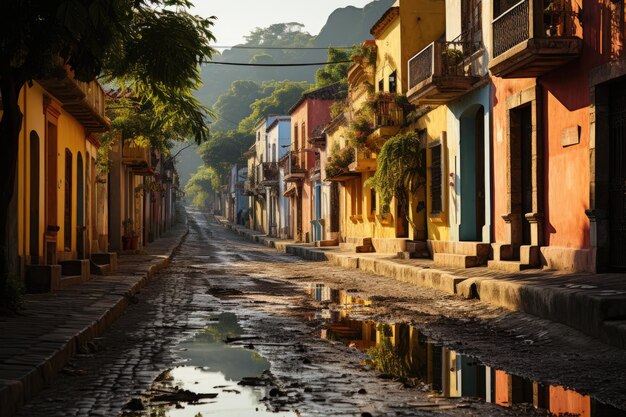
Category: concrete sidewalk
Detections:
[
  {"x1": 0, "y1": 216, "x2": 188, "y2": 417},
  {"x1": 216, "y1": 216, "x2": 626, "y2": 351}
]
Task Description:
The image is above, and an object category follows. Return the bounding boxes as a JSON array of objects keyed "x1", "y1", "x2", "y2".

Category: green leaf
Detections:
[{"x1": 56, "y1": 0, "x2": 88, "y2": 35}]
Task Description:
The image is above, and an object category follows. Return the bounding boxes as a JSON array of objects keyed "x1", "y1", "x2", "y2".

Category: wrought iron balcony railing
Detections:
[
  {"x1": 284, "y1": 151, "x2": 307, "y2": 182},
  {"x1": 256, "y1": 162, "x2": 279, "y2": 185},
  {"x1": 490, "y1": 0, "x2": 582, "y2": 77},
  {"x1": 408, "y1": 38, "x2": 482, "y2": 91}
]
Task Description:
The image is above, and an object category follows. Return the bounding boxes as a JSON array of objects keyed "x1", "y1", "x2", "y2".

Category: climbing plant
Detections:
[
  {"x1": 325, "y1": 143, "x2": 355, "y2": 179},
  {"x1": 366, "y1": 131, "x2": 426, "y2": 232}
]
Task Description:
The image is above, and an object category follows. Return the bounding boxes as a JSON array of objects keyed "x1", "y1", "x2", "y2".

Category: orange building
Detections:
[{"x1": 489, "y1": 0, "x2": 626, "y2": 272}]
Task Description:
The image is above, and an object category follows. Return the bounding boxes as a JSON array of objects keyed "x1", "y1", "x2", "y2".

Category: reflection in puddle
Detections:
[
  {"x1": 307, "y1": 283, "x2": 372, "y2": 307},
  {"x1": 310, "y1": 283, "x2": 626, "y2": 417},
  {"x1": 135, "y1": 313, "x2": 295, "y2": 417}
]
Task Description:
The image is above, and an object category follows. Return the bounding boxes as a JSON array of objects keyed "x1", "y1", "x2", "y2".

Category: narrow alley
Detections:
[{"x1": 13, "y1": 209, "x2": 626, "y2": 417}]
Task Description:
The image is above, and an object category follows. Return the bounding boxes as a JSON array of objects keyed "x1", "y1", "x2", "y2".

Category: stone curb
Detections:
[
  {"x1": 216, "y1": 217, "x2": 626, "y2": 351},
  {"x1": 0, "y1": 212, "x2": 189, "y2": 417}
]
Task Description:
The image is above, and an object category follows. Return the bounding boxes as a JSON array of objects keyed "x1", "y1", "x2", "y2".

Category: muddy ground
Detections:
[{"x1": 16, "y1": 209, "x2": 626, "y2": 417}]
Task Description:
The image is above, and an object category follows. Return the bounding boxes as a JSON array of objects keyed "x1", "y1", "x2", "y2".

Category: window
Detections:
[
  {"x1": 257, "y1": 132, "x2": 260, "y2": 142},
  {"x1": 301, "y1": 123, "x2": 306, "y2": 144},
  {"x1": 272, "y1": 144, "x2": 277, "y2": 162},
  {"x1": 389, "y1": 71, "x2": 397, "y2": 94},
  {"x1": 294, "y1": 124, "x2": 299, "y2": 149},
  {"x1": 370, "y1": 188, "x2": 377, "y2": 215},
  {"x1": 430, "y1": 144, "x2": 443, "y2": 213},
  {"x1": 378, "y1": 79, "x2": 384, "y2": 92}
]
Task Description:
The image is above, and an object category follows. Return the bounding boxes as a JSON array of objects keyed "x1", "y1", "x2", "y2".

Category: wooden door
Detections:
[{"x1": 609, "y1": 85, "x2": 626, "y2": 269}]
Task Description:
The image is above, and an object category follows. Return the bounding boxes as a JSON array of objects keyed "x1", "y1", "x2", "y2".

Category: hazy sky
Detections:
[{"x1": 192, "y1": 1, "x2": 374, "y2": 47}]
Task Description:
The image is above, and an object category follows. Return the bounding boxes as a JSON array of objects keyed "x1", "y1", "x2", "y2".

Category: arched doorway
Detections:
[
  {"x1": 459, "y1": 105, "x2": 485, "y2": 242},
  {"x1": 77, "y1": 152, "x2": 85, "y2": 259},
  {"x1": 29, "y1": 132, "x2": 40, "y2": 263}
]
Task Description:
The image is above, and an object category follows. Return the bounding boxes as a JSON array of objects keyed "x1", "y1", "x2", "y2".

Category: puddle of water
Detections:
[
  {"x1": 134, "y1": 313, "x2": 296, "y2": 417},
  {"x1": 310, "y1": 283, "x2": 626, "y2": 417},
  {"x1": 307, "y1": 283, "x2": 372, "y2": 307}
]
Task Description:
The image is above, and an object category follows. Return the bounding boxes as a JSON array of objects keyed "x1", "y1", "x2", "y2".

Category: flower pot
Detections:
[
  {"x1": 122, "y1": 236, "x2": 131, "y2": 251},
  {"x1": 130, "y1": 236, "x2": 139, "y2": 250}
]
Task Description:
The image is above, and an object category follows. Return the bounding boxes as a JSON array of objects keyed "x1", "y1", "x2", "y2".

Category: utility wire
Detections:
[
  {"x1": 212, "y1": 45, "x2": 355, "y2": 50},
  {"x1": 203, "y1": 60, "x2": 353, "y2": 67}
]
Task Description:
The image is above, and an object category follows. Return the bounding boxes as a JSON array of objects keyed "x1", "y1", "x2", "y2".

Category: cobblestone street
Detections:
[{"x1": 13, "y1": 209, "x2": 626, "y2": 417}]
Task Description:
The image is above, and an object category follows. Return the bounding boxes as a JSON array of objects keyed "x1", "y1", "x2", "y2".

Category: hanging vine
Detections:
[{"x1": 366, "y1": 131, "x2": 426, "y2": 232}]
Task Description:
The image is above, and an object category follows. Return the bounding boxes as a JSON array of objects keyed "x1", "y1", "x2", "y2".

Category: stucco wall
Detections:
[{"x1": 414, "y1": 106, "x2": 450, "y2": 241}]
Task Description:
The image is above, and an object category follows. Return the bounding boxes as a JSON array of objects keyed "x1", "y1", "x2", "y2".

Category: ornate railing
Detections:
[
  {"x1": 493, "y1": 0, "x2": 580, "y2": 57},
  {"x1": 371, "y1": 94, "x2": 404, "y2": 127},
  {"x1": 257, "y1": 162, "x2": 279, "y2": 184},
  {"x1": 408, "y1": 43, "x2": 434, "y2": 90},
  {"x1": 440, "y1": 37, "x2": 482, "y2": 76},
  {"x1": 493, "y1": 0, "x2": 529, "y2": 57},
  {"x1": 408, "y1": 38, "x2": 482, "y2": 90},
  {"x1": 285, "y1": 151, "x2": 307, "y2": 177}
]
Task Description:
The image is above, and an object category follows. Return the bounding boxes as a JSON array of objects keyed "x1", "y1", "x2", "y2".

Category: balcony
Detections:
[
  {"x1": 256, "y1": 162, "x2": 279, "y2": 187},
  {"x1": 309, "y1": 153, "x2": 321, "y2": 177},
  {"x1": 283, "y1": 151, "x2": 307, "y2": 182},
  {"x1": 243, "y1": 179, "x2": 256, "y2": 196},
  {"x1": 489, "y1": 0, "x2": 582, "y2": 78},
  {"x1": 366, "y1": 94, "x2": 404, "y2": 146},
  {"x1": 122, "y1": 142, "x2": 152, "y2": 175},
  {"x1": 407, "y1": 38, "x2": 482, "y2": 105},
  {"x1": 325, "y1": 147, "x2": 360, "y2": 182},
  {"x1": 38, "y1": 69, "x2": 110, "y2": 132},
  {"x1": 348, "y1": 148, "x2": 377, "y2": 173}
]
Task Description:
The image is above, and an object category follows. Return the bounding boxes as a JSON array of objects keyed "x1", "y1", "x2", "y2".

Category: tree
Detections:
[
  {"x1": 244, "y1": 23, "x2": 313, "y2": 47},
  {"x1": 199, "y1": 130, "x2": 254, "y2": 180},
  {"x1": 211, "y1": 81, "x2": 265, "y2": 131},
  {"x1": 238, "y1": 81, "x2": 310, "y2": 132},
  {"x1": 0, "y1": 0, "x2": 215, "y2": 305},
  {"x1": 314, "y1": 47, "x2": 354, "y2": 88},
  {"x1": 185, "y1": 166, "x2": 222, "y2": 209}
]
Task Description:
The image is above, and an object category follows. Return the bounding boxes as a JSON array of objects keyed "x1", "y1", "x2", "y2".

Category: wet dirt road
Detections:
[{"x1": 16, "y1": 209, "x2": 626, "y2": 417}]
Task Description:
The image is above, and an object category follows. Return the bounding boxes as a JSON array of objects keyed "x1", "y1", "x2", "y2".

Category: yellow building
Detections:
[
  {"x1": 326, "y1": 0, "x2": 445, "y2": 253},
  {"x1": 11, "y1": 68, "x2": 112, "y2": 292}
]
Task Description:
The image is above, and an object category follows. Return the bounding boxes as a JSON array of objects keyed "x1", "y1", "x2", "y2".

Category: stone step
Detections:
[
  {"x1": 59, "y1": 275, "x2": 84, "y2": 289},
  {"x1": 90, "y1": 261, "x2": 112, "y2": 276},
  {"x1": 356, "y1": 245, "x2": 375, "y2": 253},
  {"x1": 487, "y1": 260, "x2": 538, "y2": 273},
  {"x1": 397, "y1": 250, "x2": 430, "y2": 260},
  {"x1": 59, "y1": 259, "x2": 90, "y2": 279},
  {"x1": 520, "y1": 245, "x2": 541, "y2": 266},
  {"x1": 434, "y1": 253, "x2": 481, "y2": 268},
  {"x1": 430, "y1": 240, "x2": 491, "y2": 258},
  {"x1": 406, "y1": 241, "x2": 429, "y2": 253},
  {"x1": 491, "y1": 243, "x2": 519, "y2": 261},
  {"x1": 91, "y1": 253, "x2": 118, "y2": 272},
  {"x1": 24, "y1": 265, "x2": 62, "y2": 293},
  {"x1": 317, "y1": 239, "x2": 339, "y2": 247},
  {"x1": 339, "y1": 242, "x2": 356, "y2": 251}
]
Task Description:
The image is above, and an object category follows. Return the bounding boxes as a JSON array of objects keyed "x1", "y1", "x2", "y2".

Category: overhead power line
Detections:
[
  {"x1": 203, "y1": 60, "x2": 353, "y2": 67},
  {"x1": 212, "y1": 45, "x2": 355, "y2": 50}
]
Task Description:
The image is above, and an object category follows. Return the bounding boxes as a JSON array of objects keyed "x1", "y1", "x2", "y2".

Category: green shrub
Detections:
[{"x1": 1, "y1": 274, "x2": 25, "y2": 313}]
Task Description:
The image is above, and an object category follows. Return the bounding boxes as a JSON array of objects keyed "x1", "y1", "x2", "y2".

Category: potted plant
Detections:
[{"x1": 122, "y1": 218, "x2": 135, "y2": 250}]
